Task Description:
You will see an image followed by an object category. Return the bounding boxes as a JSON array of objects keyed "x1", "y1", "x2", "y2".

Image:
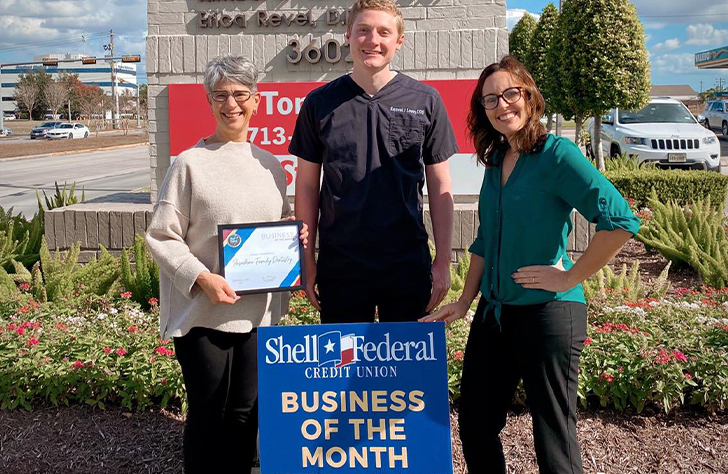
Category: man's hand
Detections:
[
  {"x1": 420, "y1": 298, "x2": 468, "y2": 325},
  {"x1": 196, "y1": 271, "x2": 240, "y2": 305},
  {"x1": 426, "y1": 258, "x2": 451, "y2": 312}
]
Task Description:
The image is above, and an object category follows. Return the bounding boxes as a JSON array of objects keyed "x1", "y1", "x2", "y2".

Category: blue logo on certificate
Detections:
[
  {"x1": 258, "y1": 322, "x2": 453, "y2": 474},
  {"x1": 217, "y1": 221, "x2": 305, "y2": 295}
]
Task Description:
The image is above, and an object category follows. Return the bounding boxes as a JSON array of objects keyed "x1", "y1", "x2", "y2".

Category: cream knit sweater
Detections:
[{"x1": 146, "y1": 139, "x2": 291, "y2": 339}]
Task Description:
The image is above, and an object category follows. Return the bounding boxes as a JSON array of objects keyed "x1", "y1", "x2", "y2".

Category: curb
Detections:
[{"x1": 0, "y1": 142, "x2": 149, "y2": 162}]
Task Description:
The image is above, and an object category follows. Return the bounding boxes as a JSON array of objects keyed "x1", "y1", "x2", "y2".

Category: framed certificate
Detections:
[{"x1": 217, "y1": 221, "x2": 305, "y2": 295}]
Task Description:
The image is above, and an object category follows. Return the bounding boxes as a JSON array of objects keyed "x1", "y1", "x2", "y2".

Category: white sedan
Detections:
[{"x1": 46, "y1": 123, "x2": 90, "y2": 140}]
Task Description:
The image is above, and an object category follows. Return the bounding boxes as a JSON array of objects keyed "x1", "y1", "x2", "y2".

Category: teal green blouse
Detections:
[{"x1": 469, "y1": 134, "x2": 641, "y2": 320}]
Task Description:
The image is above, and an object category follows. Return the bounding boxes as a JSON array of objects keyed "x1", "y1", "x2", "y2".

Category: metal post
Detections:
[
  {"x1": 0, "y1": 64, "x2": 4, "y2": 132},
  {"x1": 110, "y1": 29, "x2": 117, "y2": 129},
  {"x1": 136, "y1": 84, "x2": 141, "y2": 128}
]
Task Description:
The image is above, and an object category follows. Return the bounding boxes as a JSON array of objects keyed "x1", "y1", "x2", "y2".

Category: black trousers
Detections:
[
  {"x1": 174, "y1": 327, "x2": 258, "y2": 474},
  {"x1": 459, "y1": 298, "x2": 587, "y2": 474},
  {"x1": 316, "y1": 269, "x2": 432, "y2": 324}
]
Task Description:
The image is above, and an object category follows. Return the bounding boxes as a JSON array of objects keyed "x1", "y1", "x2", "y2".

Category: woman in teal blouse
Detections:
[{"x1": 422, "y1": 56, "x2": 640, "y2": 474}]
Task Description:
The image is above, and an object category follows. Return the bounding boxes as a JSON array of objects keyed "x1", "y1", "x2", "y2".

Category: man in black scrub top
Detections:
[{"x1": 290, "y1": 0, "x2": 458, "y2": 324}]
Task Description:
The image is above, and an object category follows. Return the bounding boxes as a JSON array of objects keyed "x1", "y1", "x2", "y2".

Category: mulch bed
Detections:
[
  {"x1": 1, "y1": 406, "x2": 726, "y2": 473},
  {"x1": 2, "y1": 240, "x2": 725, "y2": 473}
]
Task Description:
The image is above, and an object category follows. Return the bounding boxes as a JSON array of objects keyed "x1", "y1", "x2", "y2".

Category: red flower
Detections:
[
  {"x1": 26, "y1": 338, "x2": 39, "y2": 346},
  {"x1": 600, "y1": 373, "x2": 615, "y2": 383},
  {"x1": 72, "y1": 360, "x2": 85, "y2": 369},
  {"x1": 8, "y1": 323, "x2": 17, "y2": 330},
  {"x1": 155, "y1": 346, "x2": 174, "y2": 356},
  {"x1": 684, "y1": 372, "x2": 693, "y2": 379},
  {"x1": 148, "y1": 297, "x2": 159, "y2": 306},
  {"x1": 127, "y1": 325, "x2": 139, "y2": 333},
  {"x1": 55, "y1": 322, "x2": 67, "y2": 331},
  {"x1": 115, "y1": 348, "x2": 127, "y2": 356},
  {"x1": 655, "y1": 348, "x2": 671, "y2": 365},
  {"x1": 618, "y1": 366, "x2": 624, "y2": 373},
  {"x1": 627, "y1": 198, "x2": 637, "y2": 206},
  {"x1": 584, "y1": 337, "x2": 592, "y2": 346},
  {"x1": 120, "y1": 291, "x2": 132, "y2": 299},
  {"x1": 160, "y1": 379, "x2": 167, "y2": 386},
  {"x1": 453, "y1": 350, "x2": 464, "y2": 361},
  {"x1": 18, "y1": 282, "x2": 30, "y2": 291},
  {"x1": 103, "y1": 347, "x2": 112, "y2": 354},
  {"x1": 672, "y1": 350, "x2": 687, "y2": 363},
  {"x1": 16, "y1": 328, "x2": 25, "y2": 336}
]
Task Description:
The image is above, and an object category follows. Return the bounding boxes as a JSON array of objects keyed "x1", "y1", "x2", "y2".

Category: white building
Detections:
[{"x1": 1, "y1": 53, "x2": 137, "y2": 117}]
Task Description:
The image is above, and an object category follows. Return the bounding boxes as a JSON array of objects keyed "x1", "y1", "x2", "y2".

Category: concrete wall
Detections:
[{"x1": 146, "y1": 0, "x2": 508, "y2": 199}]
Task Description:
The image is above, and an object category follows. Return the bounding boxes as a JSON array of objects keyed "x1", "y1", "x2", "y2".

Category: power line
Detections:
[{"x1": 0, "y1": 32, "x2": 109, "y2": 54}]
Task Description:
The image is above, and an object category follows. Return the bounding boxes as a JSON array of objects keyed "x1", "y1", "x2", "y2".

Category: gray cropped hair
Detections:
[{"x1": 203, "y1": 55, "x2": 259, "y2": 95}]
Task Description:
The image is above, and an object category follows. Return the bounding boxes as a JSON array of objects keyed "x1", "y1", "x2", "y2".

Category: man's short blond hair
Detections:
[{"x1": 347, "y1": 0, "x2": 405, "y2": 36}]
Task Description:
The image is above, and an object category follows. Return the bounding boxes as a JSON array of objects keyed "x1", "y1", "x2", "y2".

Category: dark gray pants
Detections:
[{"x1": 458, "y1": 298, "x2": 587, "y2": 474}]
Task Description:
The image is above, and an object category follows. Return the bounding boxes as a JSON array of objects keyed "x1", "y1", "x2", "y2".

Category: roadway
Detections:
[{"x1": 0, "y1": 145, "x2": 149, "y2": 218}]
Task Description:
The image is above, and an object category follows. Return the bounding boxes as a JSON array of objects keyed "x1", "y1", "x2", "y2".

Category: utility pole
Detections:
[
  {"x1": 110, "y1": 29, "x2": 119, "y2": 129},
  {"x1": 555, "y1": 0, "x2": 564, "y2": 137},
  {"x1": 0, "y1": 64, "x2": 4, "y2": 131}
]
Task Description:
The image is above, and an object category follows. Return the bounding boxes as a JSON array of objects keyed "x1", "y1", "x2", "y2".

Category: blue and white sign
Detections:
[{"x1": 258, "y1": 322, "x2": 453, "y2": 474}]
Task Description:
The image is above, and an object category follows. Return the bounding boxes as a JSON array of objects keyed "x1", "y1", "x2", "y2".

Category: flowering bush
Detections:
[{"x1": 0, "y1": 294, "x2": 183, "y2": 410}]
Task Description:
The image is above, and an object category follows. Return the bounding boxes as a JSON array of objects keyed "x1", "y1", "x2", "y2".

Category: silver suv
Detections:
[{"x1": 704, "y1": 100, "x2": 728, "y2": 137}]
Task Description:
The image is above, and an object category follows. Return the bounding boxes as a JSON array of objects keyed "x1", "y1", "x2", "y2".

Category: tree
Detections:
[
  {"x1": 527, "y1": 3, "x2": 559, "y2": 131},
  {"x1": 44, "y1": 82, "x2": 69, "y2": 120},
  {"x1": 57, "y1": 72, "x2": 84, "y2": 119},
  {"x1": 558, "y1": 0, "x2": 650, "y2": 170},
  {"x1": 139, "y1": 84, "x2": 148, "y2": 119},
  {"x1": 76, "y1": 83, "x2": 106, "y2": 124},
  {"x1": 13, "y1": 83, "x2": 39, "y2": 120},
  {"x1": 15, "y1": 69, "x2": 53, "y2": 119},
  {"x1": 509, "y1": 13, "x2": 538, "y2": 68}
]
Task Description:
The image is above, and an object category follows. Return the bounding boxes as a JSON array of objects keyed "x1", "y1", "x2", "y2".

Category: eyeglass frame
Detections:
[
  {"x1": 479, "y1": 86, "x2": 524, "y2": 110},
  {"x1": 210, "y1": 90, "x2": 256, "y2": 104}
]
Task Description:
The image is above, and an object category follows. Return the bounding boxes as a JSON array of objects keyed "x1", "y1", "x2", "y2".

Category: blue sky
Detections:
[
  {"x1": 508, "y1": 0, "x2": 728, "y2": 94},
  {"x1": 0, "y1": 0, "x2": 727, "y2": 92}
]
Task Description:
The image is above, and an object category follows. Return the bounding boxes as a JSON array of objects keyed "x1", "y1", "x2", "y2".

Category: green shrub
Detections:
[
  {"x1": 35, "y1": 181, "x2": 85, "y2": 218},
  {"x1": 120, "y1": 235, "x2": 160, "y2": 309},
  {"x1": 583, "y1": 261, "x2": 671, "y2": 303},
  {"x1": 0, "y1": 206, "x2": 44, "y2": 271},
  {"x1": 637, "y1": 191, "x2": 728, "y2": 288},
  {"x1": 604, "y1": 168, "x2": 728, "y2": 210}
]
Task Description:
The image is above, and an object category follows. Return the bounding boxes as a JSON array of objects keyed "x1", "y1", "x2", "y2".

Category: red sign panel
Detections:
[{"x1": 168, "y1": 79, "x2": 477, "y2": 157}]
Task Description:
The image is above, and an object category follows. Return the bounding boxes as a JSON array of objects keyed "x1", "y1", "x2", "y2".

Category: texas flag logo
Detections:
[{"x1": 317, "y1": 331, "x2": 356, "y2": 368}]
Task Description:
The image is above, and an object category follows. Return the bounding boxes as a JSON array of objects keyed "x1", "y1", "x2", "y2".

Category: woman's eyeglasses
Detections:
[
  {"x1": 211, "y1": 90, "x2": 254, "y2": 104},
  {"x1": 479, "y1": 87, "x2": 523, "y2": 110}
]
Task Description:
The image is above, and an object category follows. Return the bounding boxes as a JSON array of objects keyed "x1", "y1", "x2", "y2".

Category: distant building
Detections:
[
  {"x1": 1, "y1": 53, "x2": 137, "y2": 117},
  {"x1": 649, "y1": 85, "x2": 702, "y2": 114}
]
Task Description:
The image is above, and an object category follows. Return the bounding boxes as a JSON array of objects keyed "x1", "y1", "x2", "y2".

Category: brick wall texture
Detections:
[{"x1": 146, "y1": 0, "x2": 508, "y2": 197}]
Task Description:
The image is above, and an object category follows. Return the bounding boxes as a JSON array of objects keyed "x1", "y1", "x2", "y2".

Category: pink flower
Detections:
[
  {"x1": 148, "y1": 297, "x2": 159, "y2": 306},
  {"x1": 26, "y1": 338, "x2": 39, "y2": 347},
  {"x1": 684, "y1": 372, "x2": 693, "y2": 379},
  {"x1": 7, "y1": 323, "x2": 17, "y2": 330},
  {"x1": 120, "y1": 291, "x2": 132, "y2": 299},
  {"x1": 72, "y1": 360, "x2": 85, "y2": 369},
  {"x1": 584, "y1": 337, "x2": 592, "y2": 346},
  {"x1": 103, "y1": 347, "x2": 112, "y2": 354},
  {"x1": 115, "y1": 348, "x2": 127, "y2": 356},
  {"x1": 655, "y1": 348, "x2": 671, "y2": 365},
  {"x1": 672, "y1": 350, "x2": 687, "y2": 363},
  {"x1": 453, "y1": 350, "x2": 464, "y2": 361},
  {"x1": 16, "y1": 328, "x2": 25, "y2": 336},
  {"x1": 127, "y1": 325, "x2": 138, "y2": 333}
]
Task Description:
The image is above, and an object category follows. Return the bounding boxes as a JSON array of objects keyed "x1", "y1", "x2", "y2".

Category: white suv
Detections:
[
  {"x1": 704, "y1": 100, "x2": 728, "y2": 137},
  {"x1": 587, "y1": 98, "x2": 721, "y2": 171}
]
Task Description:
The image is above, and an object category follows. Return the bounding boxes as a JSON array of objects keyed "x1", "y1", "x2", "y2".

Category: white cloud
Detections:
[
  {"x1": 642, "y1": 22, "x2": 666, "y2": 30},
  {"x1": 685, "y1": 23, "x2": 728, "y2": 46},
  {"x1": 0, "y1": 0, "x2": 147, "y2": 78},
  {"x1": 652, "y1": 38, "x2": 681, "y2": 52},
  {"x1": 633, "y1": 0, "x2": 728, "y2": 23},
  {"x1": 645, "y1": 34, "x2": 652, "y2": 43},
  {"x1": 506, "y1": 9, "x2": 540, "y2": 32},
  {"x1": 652, "y1": 52, "x2": 705, "y2": 74}
]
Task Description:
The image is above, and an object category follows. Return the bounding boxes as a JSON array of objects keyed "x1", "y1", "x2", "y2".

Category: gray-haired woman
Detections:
[{"x1": 146, "y1": 55, "x2": 307, "y2": 474}]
